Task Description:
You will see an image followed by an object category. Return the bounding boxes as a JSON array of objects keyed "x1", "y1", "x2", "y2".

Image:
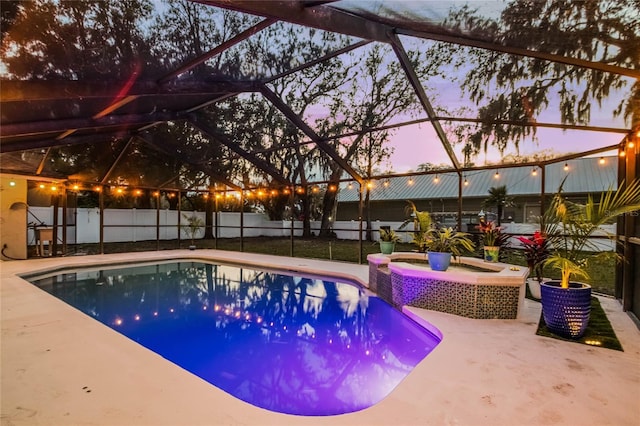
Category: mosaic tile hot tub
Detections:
[{"x1": 367, "y1": 253, "x2": 528, "y2": 319}]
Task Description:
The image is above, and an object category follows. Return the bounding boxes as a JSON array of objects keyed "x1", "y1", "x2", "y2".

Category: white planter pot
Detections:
[{"x1": 527, "y1": 278, "x2": 551, "y2": 300}]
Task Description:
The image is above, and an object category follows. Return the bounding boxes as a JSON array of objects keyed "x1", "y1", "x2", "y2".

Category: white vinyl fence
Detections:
[{"x1": 26, "y1": 206, "x2": 617, "y2": 251}]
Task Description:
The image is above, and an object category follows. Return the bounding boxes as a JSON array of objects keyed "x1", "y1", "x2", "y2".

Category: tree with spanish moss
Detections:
[{"x1": 437, "y1": 0, "x2": 639, "y2": 161}]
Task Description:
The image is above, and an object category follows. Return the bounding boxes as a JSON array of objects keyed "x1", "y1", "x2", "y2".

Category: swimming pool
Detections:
[{"x1": 28, "y1": 260, "x2": 441, "y2": 416}]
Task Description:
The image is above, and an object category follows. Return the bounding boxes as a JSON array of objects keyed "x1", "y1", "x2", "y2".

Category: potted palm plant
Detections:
[
  {"x1": 182, "y1": 213, "x2": 205, "y2": 250},
  {"x1": 541, "y1": 178, "x2": 640, "y2": 338},
  {"x1": 399, "y1": 200, "x2": 433, "y2": 253},
  {"x1": 378, "y1": 228, "x2": 401, "y2": 254},
  {"x1": 424, "y1": 226, "x2": 476, "y2": 271}
]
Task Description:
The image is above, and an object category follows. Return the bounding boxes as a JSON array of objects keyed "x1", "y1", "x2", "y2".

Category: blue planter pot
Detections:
[
  {"x1": 427, "y1": 252, "x2": 452, "y2": 271},
  {"x1": 540, "y1": 280, "x2": 591, "y2": 339}
]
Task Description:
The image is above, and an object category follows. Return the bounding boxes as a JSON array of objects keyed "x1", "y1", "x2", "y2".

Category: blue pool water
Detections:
[{"x1": 29, "y1": 261, "x2": 441, "y2": 416}]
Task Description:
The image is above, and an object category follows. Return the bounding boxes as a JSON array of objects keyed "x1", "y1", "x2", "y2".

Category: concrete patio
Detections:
[{"x1": 2, "y1": 250, "x2": 639, "y2": 425}]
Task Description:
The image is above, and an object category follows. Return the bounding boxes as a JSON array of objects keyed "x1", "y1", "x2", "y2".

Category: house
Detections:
[{"x1": 336, "y1": 156, "x2": 618, "y2": 229}]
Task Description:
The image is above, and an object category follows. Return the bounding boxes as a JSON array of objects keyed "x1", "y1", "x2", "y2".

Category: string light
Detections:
[
  {"x1": 9, "y1": 180, "x2": 16, "y2": 187},
  {"x1": 599, "y1": 157, "x2": 605, "y2": 165},
  {"x1": 564, "y1": 163, "x2": 569, "y2": 171},
  {"x1": 407, "y1": 177, "x2": 414, "y2": 186},
  {"x1": 433, "y1": 174, "x2": 439, "y2": 183},
  {"x1": 383, "y1": 179, "x2": 390, "y2": 187},
  {"x1": 531, "y1": 167, "x2": 538, "y2": 176},
  {"x1": 463, "y1": 176, "x2": 469, "y2": 186},
  {"x1": 366, "y1": 181, "x2": 373, "y2": 189},
  {"x1": 347, "y1": 182, "x2": 353, "y2": 190},
  {"x1": 619, "y1": 148, "x2": 626, "y2": 158},
  {"x1": 494, "y1": 171, "x2": 500, "y2": 179},
  {"x1": 39, "y1": 183, "x2": 46, "y2": 189}
]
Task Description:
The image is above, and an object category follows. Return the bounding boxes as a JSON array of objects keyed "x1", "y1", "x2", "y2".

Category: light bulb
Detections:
[
  {"x1": 564, "y1": 163, "x2": 569, "y2": 171},
  {"x1": 532, "y1": 168, "x2": 538, "y2": 176}
]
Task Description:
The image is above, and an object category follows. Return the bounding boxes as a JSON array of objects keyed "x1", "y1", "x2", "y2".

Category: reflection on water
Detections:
[{"x1": 30, "y1": 261, "x2": 441, "y2": 416}]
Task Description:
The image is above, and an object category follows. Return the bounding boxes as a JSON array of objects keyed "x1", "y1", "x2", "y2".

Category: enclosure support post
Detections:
[
  {"x1": 61, "y1": 188, "x2": 67, "y2": 255},
  {"x1": 540, "y1": 165, "x2": 546, "y2": 224},
  {"x1": 457, "y1": 173, "x2": 463, "y2": 230},
  {"x1": 214, "y1": 192, "x2": 218, "y2": 249},
  {"x1": 290, "y1": 188, "x2": 295, "y2": 257},
  {"x1": 622, "y1": 145, "x2": 637, "y2": 311},
  {"x1": 178, "y1": 191, "x2": 182, "y2": 247},
  {"x1": 99, "y1": 187, "x2": 104, "y2": 255},
  {"x1": 52, "y1": 192, "x2": 59, "y2": 257},
  {"x1": 358, "y1": 183, "x2": 364, "y2": 264},
  {"x1": 156, "y1": 190, "x2": 160, "y2": 251},
  {"x1": 240, "y1": 190, "x2": 244, "y2": 252}
]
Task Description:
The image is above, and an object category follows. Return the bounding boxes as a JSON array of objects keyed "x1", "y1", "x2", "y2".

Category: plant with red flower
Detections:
[
  {"x1": 517, "y1": 231, "x2": 550, "y2": 283},
  {"x1": 477, "y1": 220, "x2": 503, "y2": 246}
]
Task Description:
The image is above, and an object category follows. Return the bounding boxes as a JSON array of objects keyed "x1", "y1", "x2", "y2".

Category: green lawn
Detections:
[{"x1": 52, "y1": 237, "x2": 617, "y2": 296}]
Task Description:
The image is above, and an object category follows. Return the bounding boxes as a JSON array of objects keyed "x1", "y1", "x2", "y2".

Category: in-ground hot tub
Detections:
[{"x1": 367, "y1": 252, "x2": 529, "y2": 319}]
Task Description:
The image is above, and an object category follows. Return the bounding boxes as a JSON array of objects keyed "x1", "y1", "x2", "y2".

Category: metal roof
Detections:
[{"x1": 337, "y1": 156, "x2": 619, "y2": 202}]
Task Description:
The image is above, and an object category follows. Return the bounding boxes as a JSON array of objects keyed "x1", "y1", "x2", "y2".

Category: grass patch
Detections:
[{"x1": 536, "y1": 296, "x2": 623, "y2": 351}]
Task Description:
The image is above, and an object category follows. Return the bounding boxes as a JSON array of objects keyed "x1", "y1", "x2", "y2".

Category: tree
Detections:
[
  {"x1": 312, "y1": 43, "x2": 434, "y2": 237},
  {"x1": 482, "y1": 185, "x2": 515, "y2": 226},
  {"x1": 436, "y1": 0, "x2": 639, "y2": 158},
  {"x1": 2, "y1": 0, "x2": 155, "y2": 79}
]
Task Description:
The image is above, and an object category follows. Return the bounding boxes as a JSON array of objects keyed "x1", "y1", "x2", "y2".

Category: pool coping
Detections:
[{"x1": 3, "y1": 249, "x2": 640, "y2": 425}]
